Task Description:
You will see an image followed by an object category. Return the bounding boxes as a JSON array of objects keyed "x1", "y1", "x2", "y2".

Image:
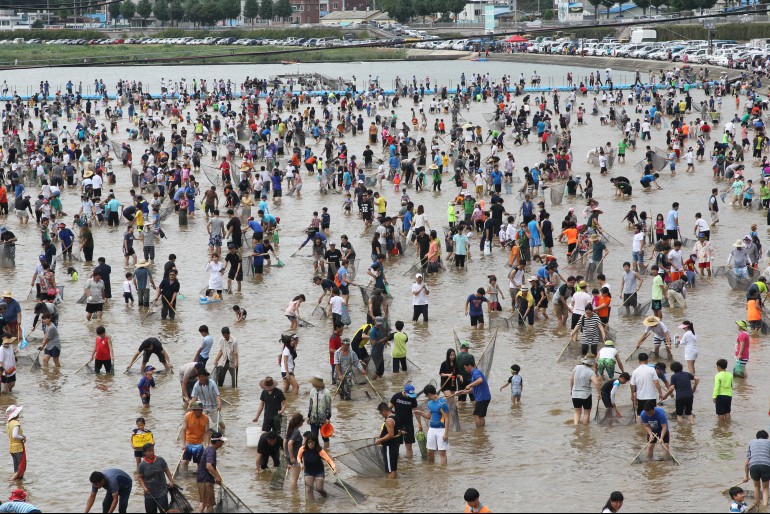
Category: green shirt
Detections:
[
  {"x1": 760, "y1": 186, "x2": 770, "y2": 200},
  {"x1": 713, "y1": 370, "x2": 733, "y2": 398},
  {"x1": 651, "y1": 275, "x2": 664, "y2": 300},
  {"x1": 391, "y1": 331, "x2": 408, "y2": 359},
  {"x1": 618, "y1": 141, "x2": 627, "y2": 154}
]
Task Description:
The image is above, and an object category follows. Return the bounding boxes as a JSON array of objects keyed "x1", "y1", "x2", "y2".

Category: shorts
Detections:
[
  {"x1": 1, "y1": 374, "x2": 15, "y2": 384},
  {"x1": 124, "y1": 248, "x2": 136, "y2": 257},
  {"x1": 651, "y1": 299, "x2": 662, "y2": 312},
  {"x1": 141, "y1": 394, "x2": 151, "y2": 405},
  {"x1": 473, "y1": 399, "x2": 490, "y2": 417},
  {"x1": 698, "y1": 262, "x2": 711, "y2": 269},
  {"x1": 401, "y1": 423, "x2": 415, "y2": 445},
  {"x1": 133, "y1": 449, "x2": 144, "y2": 458},
  {"x1": 636, "y1": 399, "x2": 657, "y2": 415},
  {"x1": 209, "y1": 234, "x2": 222, "y2": 247},
  {"x1": 382, "y1": 444, "x2": 399, "y2": 473},
  {"x1": 44, "y1": 347, "x2": 61, "y2": 358},
  {"x1": 632, "y1": 251, "x2": 644, "y2": 264},
  {"x1": 715, "y1": 395, "x2": 732, "y2": 415},
  {"x1": 183, "y1": 443, "x2": 205, "y2": 463},
  {"x1": 623, "y1": 292, "x2": 638, "y2": 307},
  {"x1": 470, "y1": 314, "x2": 484, "y2": 326},
  {"x1": 554, "y1": 301, "x2": 567, "y2": 317},
  {"x1": 572, "y1": 396, "x2": 592, "y2": 410},
  {"x1": 273, "y1": 190, "x2": 282, "y2": 198},
  {"x1": 228, "y1": 270, "x2": 243, "y2": 281},
  {"x1": 675, "y1": 396, "x2": 694, "y2": 416},
  {"x1": 648, "y1": 431, "x2": 670, "y2": 444},
  {"x1": 86, "y1": 303, "x2": 104, "y2": 313},
  {"x1": 426, "y1": 427, "x2": 449, "y2": 451},
  {"x1": 529, "y1": 238, "x2": 541, "y2": 248},
  {"x1": 340, "y1": 284, "x2": 350, "y2": 296},
  {"x1": 750, "y1": 464, "x2": 770, "y2": 482}
]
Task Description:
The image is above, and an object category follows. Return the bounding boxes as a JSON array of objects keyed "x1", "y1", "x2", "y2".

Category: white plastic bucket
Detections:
[{"x1": 246, "y1": 426, "x2": 260, "y2": 447}]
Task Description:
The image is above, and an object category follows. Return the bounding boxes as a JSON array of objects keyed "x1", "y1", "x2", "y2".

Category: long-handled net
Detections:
[
  {"x1": 549, "y1": 183, "x2": 566, "y2": 206},
  {"x1": 335, "y1": 439, "x2": 387, "y2": 478},
  {"x1": 201, "y1": 164, "x2": 224, "y2": 187},
  {"x1": 477, "y1": 330, "x2": 497, "y2": 380},
  {"x1": 169, "y1": 485, "x2": 194, "y2": 513},
  {"x1": 214, "y1": 483, "x2": 252, "y2": 513},
  {"x1": 445, "y1": 395, "x2": 461, "y2": 432},
  {"x1": 630, "y1": 300, "x2": 652, "y2": 317},
  {"x1": 726, "y1": 272, "x2": 752, "y2": 290},
  {"x1": 595, "y1": 403, "x2": 636, "y2": 426},
  {"x1": 602, "y1": 323, "x2": 617, "y2": 342},
  {"x1": 331, "y1": 477, "x2": 367, "y2": 503},
  {"x1": 557, "y1": 339, "x2": 583, "y2": 363},
  {"x1": 488, "y1": 314, "x2": 511, "y2": 330}
]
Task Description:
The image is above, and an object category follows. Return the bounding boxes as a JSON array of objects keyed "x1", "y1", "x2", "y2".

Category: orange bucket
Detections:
[{"x1": 320, "y1": 422, "x2": 334, "y2": 438}]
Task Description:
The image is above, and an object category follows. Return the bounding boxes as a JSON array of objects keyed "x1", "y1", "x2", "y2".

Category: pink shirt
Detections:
[{"x1": 736, "y1": 331, "x2": 750, "y2": 360}]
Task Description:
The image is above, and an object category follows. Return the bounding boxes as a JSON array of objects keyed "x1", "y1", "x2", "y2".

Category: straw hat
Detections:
[
  {"x1": 581, "y1": 354, "x2": 596, "y2": 366},
  {"x1": 2, "y1": 291, "x2": 11, "y2": 299},
  {"x1": 589, "y1": 234, "x2": 601, "y2": 243},
  {"x1": 733, "y1": 239, "x2": 745, "y2": 248},
  {"x1": 5, "y1": 405, "x2": 22, "y2": 421},
  {"x1": 259, "y1": 376, "x2": 277, "y2": 391},
  {"x1": 136, "y1": 260, "x2": 150, "y2": 268},
  {"x1": 577, "y1": 281, "x2": 588, "y2": 289},
  {"x1": 643, "y1": 315, "x2": 661, "y2": 327},
  {"x1": 429, "y1": 164, "x2": 439, "y2": 170},
  {"x1": 519, "y1": 285, "x2": 529, "y2": 291},
  {"x1": 309, "y1": 375, "x2": 325, "y2": 388},
  {"x1": 83, "y1": 170, "x2": 94, "y2": 179}
]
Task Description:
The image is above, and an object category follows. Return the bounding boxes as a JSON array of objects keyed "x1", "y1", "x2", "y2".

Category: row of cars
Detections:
[{"x1": 530, "y1": 38, "x2": 768, "y2": 69}]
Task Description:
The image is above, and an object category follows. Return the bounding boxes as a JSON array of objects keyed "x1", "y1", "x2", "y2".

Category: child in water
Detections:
[
  {"x1": 137, "y1": 366, "x2": 155, "y2": 407},
  {"x1": 500, "y1": 364, "x2": 523, "y2": 405},
  {"x1": 232, "y1": 305, "x2": 247, "y2": 322},
  {"x1": 130, "y1": 417, "x2": 153, "y2": 469}
]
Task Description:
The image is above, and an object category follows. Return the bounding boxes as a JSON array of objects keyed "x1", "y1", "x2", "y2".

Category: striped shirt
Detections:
[
  {"x1": 0, "y1": 501, "x2": 42, "y2": 513},
  {"x1": 579, "y1": 314, "x2": 602, "y2": 345},
  {"x1": 746, "y1": 439, "x2": 770, "y2": 468}
]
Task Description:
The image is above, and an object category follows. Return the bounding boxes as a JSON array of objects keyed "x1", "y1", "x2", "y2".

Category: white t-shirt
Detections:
[
  {"x1": 630, "y1": 364, "x2": 659, "y2": 400},
  {"x1": 694, "y1": 218, "x2": 709, "y2": 235},
  {"x1": 598, "y1": 346, "x2": 618, "y2": 361},
  {"x1": 412, "y1": 282, "x2": 428, "y2": 305},
  {"x1": 329, "y1": 296, "x2": 344, "y2": 315},
  {"x1": 571, "y1": 291, "x2": 592, "y2": 315},
  {"x1": 281, "y1": 346, "x2": 295, "y2": 373},
  {"x1": 632, "y1": 232, "x2": 644, "y2": 252}
]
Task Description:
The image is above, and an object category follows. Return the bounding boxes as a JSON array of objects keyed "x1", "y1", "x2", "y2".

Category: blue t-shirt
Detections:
[
  {"x1": 665, "y1": 210, "x2": 678, "y2": 231},
  {"x1": 58, "y1": 228, "x2": 74, "y2": 246},
  {"x1": 528, "y1": 220, "x2": 540, "y2": 240},
  {"x1": 537, "y1": 265, "x2": 549, "y2": 281},
  {"x1": 453, "y1": 234, "x2": 469, "y2": 256},
  {"x1": 491, "y1": 170, "x2": 503, "y2": 185},
  {"x1": 428, "y1": 397, "x2": 449, "y2": 428},
  {"x1": 197, "y1": 446, "x2": 217, "y2": 483},
  {"x1": 248, "y1": 220, "x2": 263, "y2": 235},
  {"x1": 640, "y1": 407, "x2": 668, "y2": 433},
  {"x1": 470, "y1": 368, "x2": 491, "y2": 401},
  {"x1": 253, "y1": 243, "x2": 265, "y2": 265},
  {"x1": 271, "y1": 174, "x2": 282, "y2": 191},
  {"x1": 467, "y1": 294, "x2": 487, "y2": 316},
  {"x1": 258, "y1": 201, "x2": 269, "y2": 215},
  {"x1": 262, "y1": 214, "x2": 277, "y2": 225},
  {"x1": 641, "y1": 174, "x2": 655, "y2": 182},
  {"x1": 200, "y1": 335, "x2": 214, "y2": 359},
  {"x1": 91, "y1": 468, "x2": 132, "y2": 494},
  {"x1": 402, "y1": 211, "x2": 413, "y2": 232},
  {"x1": 138, "y1": 376, "x2": 155, "y2": 396}
]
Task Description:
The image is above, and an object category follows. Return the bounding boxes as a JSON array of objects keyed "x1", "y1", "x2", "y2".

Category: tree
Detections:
[
  {"x1": 108, "y1": 0, "x2": 122, "y2": 25},
  {"x1": 57, "y1": 0, "x2": 70, "y2": 20},
  {"x1": 170, "y1": 0, "x2": 185, "y2": 25},
  {"x1": 31, "y1": 19, "x2": 44, "y2": 28},
  {"x1": 274, "y1": 0, "x2": 292, "y2": 22},
  {"x1": 136, "y1": 0, "x2": 153, "y2": 24},
  {"x1": 383, "y1": 0, "x2": 414, "y2": 23},
  {"x1": 447, "y1": 0, "x2": 466, "y2": 23},
  {"x1": 259, "y1": 0, "x2": 273, "y2": 21},
  {"x1": 243, "y1": 0, "x2": 259, "y2": 24},
  {"x1": 542, "y1": 8, "x2": 554, "y2": 19},
  {"x1": 225, "y1": 0, "x2": 242, "y2": 22},
  {"x1": 154, "y1": 0, "x2": 170, "y2": 25},
  {"x1": 199, "y1": 0, "x2": 221, "y2": 25},
  {"x1": 649, "y1": 0, "x2": 665, "y2": 14},
  {"x1": 633, "y1": 0, "x2": 649, "y2": 15},
  {"x1": 121, "y1": 0, "x2": 136, "y2": 22},
  {"x1": 585, "y1": 0, "x2": 601, "y2": 19},
  {"x1": 602, "y1": 0, "x2": 613, "y2": 18}
]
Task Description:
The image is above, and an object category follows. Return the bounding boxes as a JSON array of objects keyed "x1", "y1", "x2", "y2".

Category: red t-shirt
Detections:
[
  {"x1": 736, "y1": 331, "x2": 750, "y2": 360},
  {"x1": 329, "y1": 334, "x2": 342, "y2": 365}
]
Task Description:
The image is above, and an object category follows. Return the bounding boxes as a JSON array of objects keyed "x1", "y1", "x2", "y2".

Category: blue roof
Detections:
[
  {"x1": 493, "y1": 6, "x2": 512, "y2": 18},
  {"x1": 607, "y1": 4, "x2": 640, "y2": 14}
]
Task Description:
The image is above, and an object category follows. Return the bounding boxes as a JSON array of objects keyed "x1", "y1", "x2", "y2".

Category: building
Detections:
[
  {"x1": 319, "y1": 9, "x2": 387, "y2": 25},
  {"x1": 457, "y1": 1, "x2": 512, "y2": 24},
  {"x1": 290, "y1": 0, "x2": 320, "y2": 24},
  {"x1": 319, "y1": 0, "x2": 368, "y2": 17},
  {"x1": 556, "y1": 1, "x2": 584, "y2": 22}
]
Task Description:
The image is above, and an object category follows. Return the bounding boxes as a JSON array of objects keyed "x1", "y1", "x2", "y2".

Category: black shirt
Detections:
[
  {"x1": 389, "y1": 392, "x2": 417, "y2": 429},
  {"x1": 260, "y1": 388, "x2": 286, "y2": 420},
  {"x1": 158, "y1": 278, "x2": 180, "y2": 300},
  {"x1": 93, "y1": 263, "x2": 112, "y2": 297},
  {"x1": 138, "y1": 337, "x2": 163, "y2": 353},
  {"x1": 416, "y1": 233, "x2": 430, "y2": 257},
  {"x1": 163, "y1": 260, "x2": 177, "y2": 279},
  {"x1": 490, "y1": 203, "x2": 505, "y2": 221},
  {"x1": 225, "y1": 252, "x2": 242, "y2": 274},
  {"x1": 256, "y1": 433, "x2": 283, "y2": 456},
  {"x1": 226, "y1": 217, "x2": 242, "y2": 247}
]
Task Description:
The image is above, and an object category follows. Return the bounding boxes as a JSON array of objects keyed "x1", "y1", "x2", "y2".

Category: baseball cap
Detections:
[
  {"x1": 460, "y1": 340, "x2": 470, "y2": 348},
  {"x1": 144, "y1": 365, "x2": 156, "y2": 372},
  {"x1": 404, "y1": 384, "x2": 417, "y2": 398},
  {"x1": 415, "y1": 273, "x2": 423, "y2": 278}
]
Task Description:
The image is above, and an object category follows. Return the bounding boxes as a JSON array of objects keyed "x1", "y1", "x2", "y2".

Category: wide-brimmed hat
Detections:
[
  {"x1": 577, "y1": 281, "x2": 588, "y2": 289},
  {"x1": 136, "y1": 260, "x2": 150, "y2": 268},
  {"x1": 260, "y1": 376, "x2": 277, "y2": 391},
  {"x1": 603, "y1": 340, "x2": 614, "y2": 346},
  {"x1": 529, "y1": 276, "x2": 538, "y2": 282},
  {"x1": 733, "y1": 239, "x2": 745, "y2": 248},
  {"x1": 309, "y1": 375, "x2": 325, "y2": 388},
  {"x1": 83, "y1": 170, "x2": 94, "y2": 178},
  {"x1": 429, "y1": 164, "x2": 439, "y2": 170},
  {"x1": 581, "y1": 355, "x2": 596, "y2": 366},
  {"x1": 589, "y1": 234, "x2": 601, "y2": 242},
  {"x1": 519, "y1": 285, "x2": 529, "y2": 291},
  {"x1": 736, "y1": 320, "x2": 748, "y2": 330},
  {"x1": 5, "y1": 405, "x2": 22, "y2": 420},
  {"x1": 643, "y1": 315, "x2": 661, "y2": 327}
]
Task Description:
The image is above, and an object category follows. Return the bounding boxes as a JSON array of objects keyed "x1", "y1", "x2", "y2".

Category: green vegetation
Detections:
[
  {"x1": 0, "y1": 44, "x2": 405, "y2": 67},
  {"x1": 1, "y1": 27, "x2": 369, "y2": 42}
]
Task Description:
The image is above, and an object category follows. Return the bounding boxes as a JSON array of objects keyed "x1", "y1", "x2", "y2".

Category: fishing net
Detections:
[
  {"x1": 477, "y1": 331, "x2": 497, "y2": 379},
  {"x1": 169, "y1": 485, "x2": 194, "y2": 513},
  {"x1": 336, "y1": 439, "x2": 387, "y2": 478},
  {"x1": 268, "y1": 410, "x2": 289, "y2": 490},
  {"x1": 549, "y1": 183, "x2": 565, "y2": 206},
  {"x1": 596, "y1": 404, "x2": 636, "y2": 426},
  {"x1": 312, "y1": 303, "x2": 328, "y2": 319},
  {"x1": 726, "y1": 272, "x2": 752, "y2": 290},
  {"x1": 402, "y1": 260, "x2": 423, "y2": 277},
  {"x1": 201, "y1": 164, "x2": 223, "y2": 187},
  {"x1": 630, "y1": 300, "x2": 652, "y2": 317},
  {"x1": 0, "y1": 245, "x2": 16, "y2": 267},
  {"x1": 679, "y1": 237, "x2": 695, "y2": 248},
  {"x1": 331, "y1": 477, "x2": 367, "y2": 503},
  {"x1": 445, "y1": 395, "x2": 461, "y2": 432},
  {"x1": 712, "y1": 266, "x2": 726, "y2": 278},
  {"x1": 214, "y1": 484, "x2": 252, "y2": 513},
  {"x1": 364, "y1": 174, "x2": 378, "y2": 187},
  {"x1": 557, "y1": 340, "x2": 583, "y2": 363},
  {"x1": 603, "y1": 324, "x2": 617, "y2": 342},
  {"x1": 488, "y1": 314, "x2": 511, "y2": 330}
]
